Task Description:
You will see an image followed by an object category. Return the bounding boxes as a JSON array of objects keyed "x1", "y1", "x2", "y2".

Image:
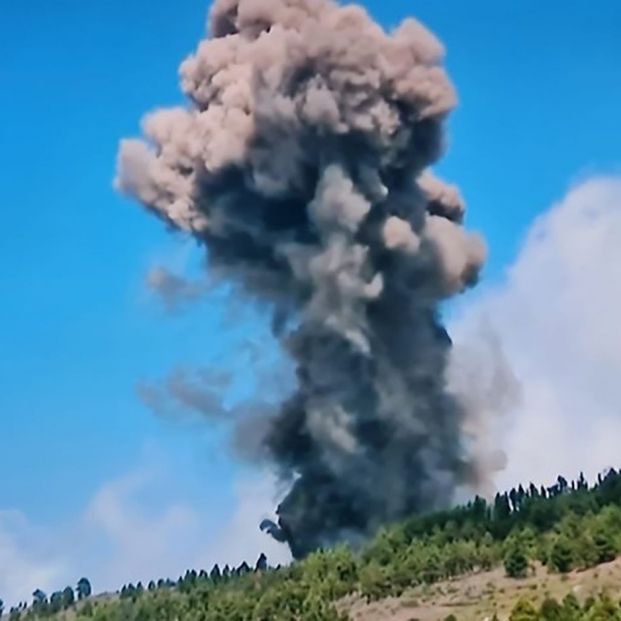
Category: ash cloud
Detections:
[
  {"x1": 117, "y1": 0, "x2": 498, "y2": 558},
  {"x1": 146, "y1": 267, "x2": 207, "y2": 311}
]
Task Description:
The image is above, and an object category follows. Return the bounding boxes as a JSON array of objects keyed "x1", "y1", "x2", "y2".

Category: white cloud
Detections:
[
  {"x1": 0, "y1": 511, "x2": 67, "y2": 606},
  {"x1": 452, "y1": 176, "x2": 621, "y2": 489},
  {"x1": 197, "y1": 473, "x2": 291, "y2": 570},
  {"x1": 0, "y1": 461, "x2": 289, "y2": 607},
  {"x1": 78, "y1": 468, "x2": 202, "y2": 590},
  {"x1": 79, "y1": 467, "x2": 290, "y2": 588}
]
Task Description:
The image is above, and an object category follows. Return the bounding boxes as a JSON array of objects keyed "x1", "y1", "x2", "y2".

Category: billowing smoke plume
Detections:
[{"x1": 116, "y1": 0, "x2": 493, "y2": 558}]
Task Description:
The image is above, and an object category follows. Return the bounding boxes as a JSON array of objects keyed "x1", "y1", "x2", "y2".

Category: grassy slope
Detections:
[
  {"x1": 30, "y1": 556, "x2": 621, "y2": 621},
  {"x1": 342, "y1": 558, "x2": 621, "y2": 621}
]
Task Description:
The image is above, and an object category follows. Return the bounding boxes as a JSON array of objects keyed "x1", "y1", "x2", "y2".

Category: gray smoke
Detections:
[
  {"x1": 116, "y1": 0, "x2": 495, "y2": 558},
  {"x1": 146, "y1": 267, "x2": 207, "y2": 311}
]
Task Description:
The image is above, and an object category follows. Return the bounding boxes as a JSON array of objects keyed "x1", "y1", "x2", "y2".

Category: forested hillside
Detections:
[{"x1": 7, "y1": 469, "x2": 621, "y2": 621}]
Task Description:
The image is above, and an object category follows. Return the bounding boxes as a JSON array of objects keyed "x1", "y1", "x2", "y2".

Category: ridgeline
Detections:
[{"x1": 7, "y1": 469, "x2": 621, "y2": 621}]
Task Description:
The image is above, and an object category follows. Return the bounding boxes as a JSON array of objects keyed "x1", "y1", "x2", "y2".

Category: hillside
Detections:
[
  {"x1": 345, "y1": 557, "x2": 621, "y2": 620},
  {"x1": 7, "y1": 468, "x2": 621, "y2": 621}
]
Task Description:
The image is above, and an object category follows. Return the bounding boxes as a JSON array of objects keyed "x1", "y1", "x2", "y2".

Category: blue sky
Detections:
[{"x1": 1, "y1": 0, "x2": 620, "y2": 602}]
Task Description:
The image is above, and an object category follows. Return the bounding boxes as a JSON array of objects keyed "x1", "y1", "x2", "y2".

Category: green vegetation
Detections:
[
  {"x1": 506, "y1": 592, "x2": 621, "y2": 621},
  {"x1": 504, "y1": 541, "x2": 530, "y2": 578},
  {"x1": 5, "y1": 580, "x2": 92, "y2": 621},
  {"x1": 5, "y1": 469, "x2": 621, "y2": 620}
]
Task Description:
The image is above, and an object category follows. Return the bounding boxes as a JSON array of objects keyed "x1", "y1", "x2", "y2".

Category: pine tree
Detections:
[
  {"x1": 255, "y1": 553, "x2": 268, "y2": 572},
  {"x1": 61, "y1": 586, "x2": 75, "y2": 609},
  {"x1": 504, "y1": 543, "x2": 529, "y2": 578},
  {"x1": 210, "y1": 564, "x2": 222, "y2": 583},
  {"x1": 49, "y1": 592, "x2": 63, "y2": 614},
  {"x1": 593, "y1": 525, "x2": 617, "y2": 563},
  {"x1": 549, "y1": 536, "x2": 573, "y2": 573},
  {"x1": 77, "y1": 578, "x2": 92, "y2": 600}
]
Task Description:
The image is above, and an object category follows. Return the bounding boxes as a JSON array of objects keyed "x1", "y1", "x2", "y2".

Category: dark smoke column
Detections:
[{"x1": 116, "y1": 0, "x2": 488, "y2": 558}]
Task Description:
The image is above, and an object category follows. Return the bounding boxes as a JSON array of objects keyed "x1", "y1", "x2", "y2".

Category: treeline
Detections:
[
  {"x1": 119, "y1": 553, "x2": 268, "y2": 600},
  {"x1": 6, "y1": 468, "x2": 621, "y2": 621},
  {"x1": 1, "y1": 580, "x2": 91, "y2": 621}
]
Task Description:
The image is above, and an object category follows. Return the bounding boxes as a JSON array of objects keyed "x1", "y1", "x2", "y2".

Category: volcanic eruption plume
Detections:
[{"x1": 116, "y1": 0, "x2": 493, "y2": 558}]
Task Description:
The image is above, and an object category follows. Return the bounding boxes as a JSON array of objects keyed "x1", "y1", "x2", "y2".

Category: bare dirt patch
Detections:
[{"x1": 343, "y1": 558, "x2": 621, "y2": 621}]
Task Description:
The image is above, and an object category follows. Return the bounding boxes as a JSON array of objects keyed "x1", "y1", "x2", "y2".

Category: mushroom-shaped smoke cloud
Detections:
[{"x1": 116, "y1": 0, "x2": 492, "y2": 559}]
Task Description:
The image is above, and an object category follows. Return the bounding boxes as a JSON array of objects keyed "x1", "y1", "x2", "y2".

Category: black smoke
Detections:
[{"x1": 116, "y1": 0, "x2": 492, "y2": 558}]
